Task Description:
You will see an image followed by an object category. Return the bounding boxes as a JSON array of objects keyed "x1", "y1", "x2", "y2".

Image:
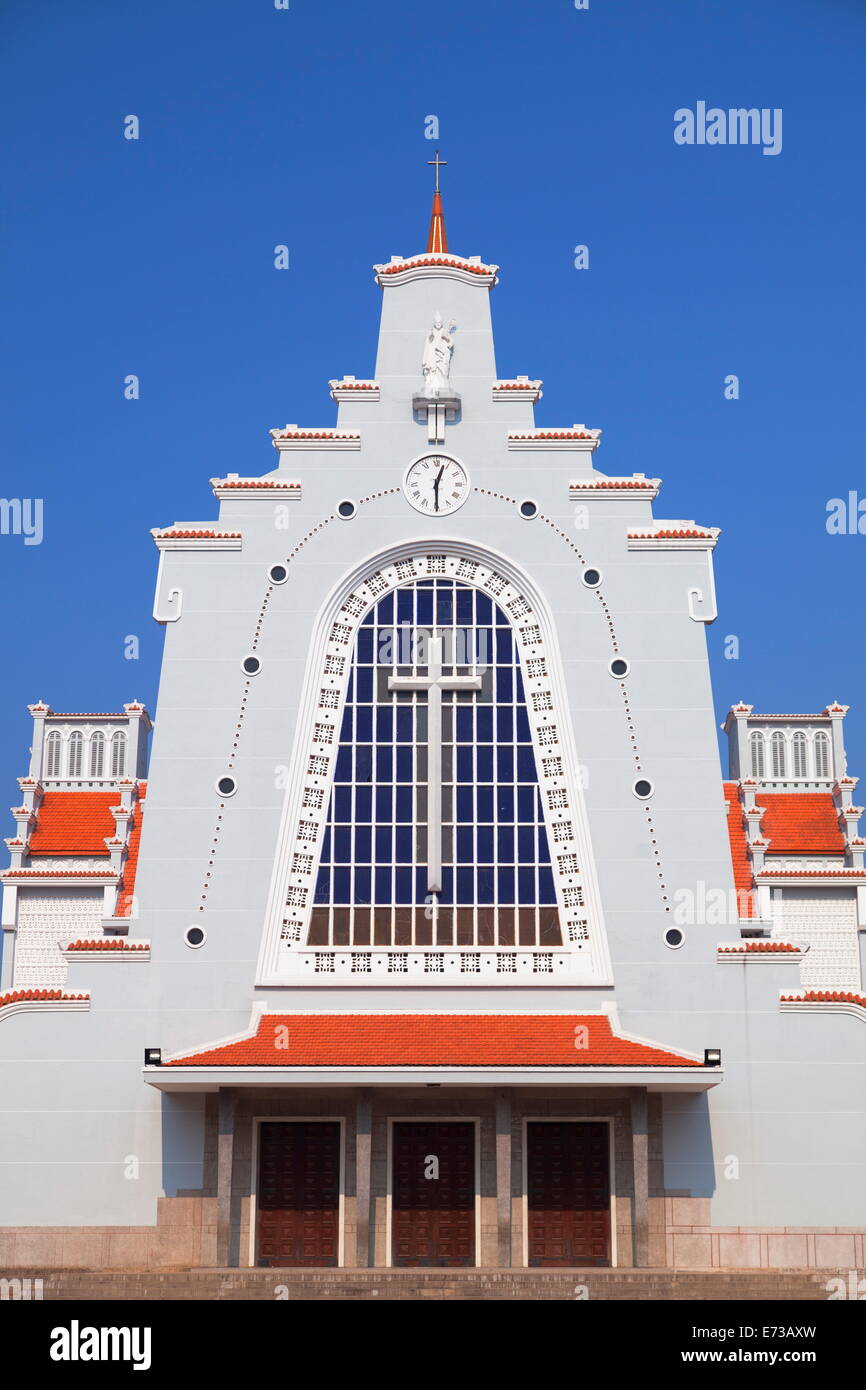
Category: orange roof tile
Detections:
[
  {"x1": 723, "y1": 782, "x2": 755, "y2": 918},
  {"x1": 168, "y1": 1014, "x2": 701, "y2": 1069},
  {"x1": 0, "y1": 988, "x2": 89, "y2": 1010},
  {"x1": 28, "y1": 793, "x2": 116, "y2": 856},
  {"x1": 117, "y1": 784, "x2": 146, "y2": 916},
  {"x1": 756, "y1": 793, "x2": 846, "y2": 855}
]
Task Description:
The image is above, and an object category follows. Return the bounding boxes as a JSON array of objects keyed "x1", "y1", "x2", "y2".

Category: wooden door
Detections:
[
  {"x1": 256, "y1": 1121, "x2": 340, "y2": 1267},
  {"x1": 392, "y1": 1121, "x2": 475, "y2": 1267},
  {"x1": 526, "y1": 1121, "x2": 611, "y2": 1267}
]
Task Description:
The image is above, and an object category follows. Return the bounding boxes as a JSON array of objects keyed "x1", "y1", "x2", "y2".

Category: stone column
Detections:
[
  {"x1": 355, "y1": 1090, "x2": 373, "y2": 1267},
  {"x1": 216, "y1": 1088, "x2": 237, "y2": 1267},
  {"x1": 495, "y1": 1090, "x2": 513, "y2": 1268},
  {"x1": 629, "y1": 1088, "x2": 649, "y2": 1267}
]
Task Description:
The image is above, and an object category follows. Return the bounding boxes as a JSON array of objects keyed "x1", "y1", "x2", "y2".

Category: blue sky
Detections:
[{"x1": 1, "y1": 0, "x2": 864, "y2": 787}]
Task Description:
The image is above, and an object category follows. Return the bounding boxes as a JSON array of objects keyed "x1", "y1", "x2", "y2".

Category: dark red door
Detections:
[
  {"x1": 527, "y1": 1121, "x2": 611, "y2": 1267},
  {"x1": 392, "y1": 1121, "x2": 475, "y2": 1267},
  {"x1": 256, "y1": 1121, "x2": 340, "y2": 1267}
]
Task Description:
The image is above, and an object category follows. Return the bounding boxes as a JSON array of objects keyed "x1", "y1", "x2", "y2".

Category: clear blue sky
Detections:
[{"x1": 1, "y1": 0, "x2": 864, "y2": 788}]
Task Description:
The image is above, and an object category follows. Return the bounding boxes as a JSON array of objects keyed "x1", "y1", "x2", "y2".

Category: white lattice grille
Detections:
[
  {"x1": 14, "y1": 889, "x2": 103, "y2": 987},
  {"x1": 773, "y1": 893, "x2": 861, "y2": 989}
]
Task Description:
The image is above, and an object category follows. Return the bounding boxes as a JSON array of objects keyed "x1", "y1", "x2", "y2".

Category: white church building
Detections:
[{"x1": 1, "y1": 177, "x2": 864, "y2": 1272}]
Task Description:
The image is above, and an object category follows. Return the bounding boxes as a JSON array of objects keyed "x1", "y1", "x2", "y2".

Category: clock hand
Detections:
[{"x1": 433, "y1": 464, "x2": 444, "y2": 512}]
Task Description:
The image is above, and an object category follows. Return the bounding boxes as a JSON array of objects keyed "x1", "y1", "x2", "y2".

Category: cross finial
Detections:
[{"x1": 427, "y1": 149, "x2": 447, "y2": 194}]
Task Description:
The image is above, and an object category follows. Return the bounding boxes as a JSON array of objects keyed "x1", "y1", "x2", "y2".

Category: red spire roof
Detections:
[{"x1": 426, "y1": 189, "x2": 448, "y2": 253}]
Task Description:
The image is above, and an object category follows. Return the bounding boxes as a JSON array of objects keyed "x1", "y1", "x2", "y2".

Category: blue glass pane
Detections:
[
  {"x1": 376, "y1": 825, "x2": 393, "y2": 861},
  {"x1": 356, "y1": 706, "x2": 373, "y2": 742},
  {"x1": 357, "y1": 628, "x2": 374, "y2": 663},
  {"x1": 475, "y1": 592, "x2": 492, "y2": 624},
  {"x1": 456, "y1": 707, "x2": 473, "y2": 741},
  {"x1": 355, "y1": 785, "x2": 372, "y2": 822},
  {"x1": 495, "y1": 629, "x2": 512, "y2": 661},
  {"x1": 334, "y1": 827, "x2": 352, "y2": 862},
  {"x1": 396, "y1": 747, "x2": 413, "y2": 782},
  {"x1": 396, "y1": 707, "x2": 413, "y2": 742},
  {"x1": 539, "y1": 867, "x2": 557, "y2": 904},
  {"x1": 439, "y1": 866, "x2": 453, "y2": 902},
  {"x1": 397, "y1": 588, "x2": 414, "y2": 623},
  {"x1": 355, "y1": 745, "x2": 373, "y2": 782},
  {"x1": 415, "y1": 867, "x2": 428, "y2": 901},
  {"x1": 518, "y1": 826, "x2": 535, "y2": 862},
  {"x1": 516, "y1": 707, "x2": 531, "y2": 742},
  {"x1": 497, "y1": 826, "x2": 514, "y2": 862},
  {"x1": 396, "y1": 786, "x2": 413, "y2": 821},
  {"x1": 456, "y1": 785, "x2": 474, "y2": 821},
  {"x1": 361, "y1": 606, "x2": 375, "y2": 626},
  {"x1": 334, "y1": 786, "x2": 352, "y2": 821},
  {"x1": 477, "y1": 866, "x2": 494, "y2": 902},
  {"x1": 354, "y1": 866, "x2": 371, "y2": 903},
  {"x1": 496, "y1": 787, "x2": 514, "y2": 821},
  {"x1": 395, "y1": 867, "x2": 413, "y2": 903},
  {"x1": 477, "y1": 786, "x2": 494, "y2": 821},
  {"x1": 456, "y1": 587, "x2": 473, "y2": 624},
  {"x1": 416, "y1": 588, "x2": 433, "y2": 625},
  {"x1": 517, "y1": 786, "x2": 535, "y2": 821},
  {"x1": 518, "y1": 868, "x2": 536, "y2": 904},
  {"x1": 314, "y1": 867, "x2": 330, "y2": 903},
  {"x1": 517, "y1": 746, "x2": 536, "y2": 782},
  {"x1": 395, "y1": 826, "x2": 413, "y2": 863},
  {"x1": 375, "y1": 785, "x2": 392, "y2": 820},
  {"x1": 436, "y1": 589, "x2": 453, "y2": 624},
  {"x1": 345, "y1": 671, "x2": 354, "y2": 701},
  {"x1": 456, "y1": 746, "x2": 473, "y2": 782},
  {"x1": 376, "y1": 707, "x2": 393, "y2": 741},
  {"x1": 515, "y1": 669, "x2": 525, "y2": 702},
  {"x1": 320, "y1": 827, "x2": 331, "y2": 861},
  {"x1": 354, "y1": 826, "x2": 371, "y2": 862},
  {"x1": 356, "y1": 666, "x2": 373, "y2": 702},
  {"x1": 497, "y1": 866, "x2": 515, "y2": 902},
  {"x1": 333, "y1": 867, "x2": 351, "y2": 902},
  {"x1": 496, "y1": 666, "x2": 513, "y2": 702},
  {"x1": 477, "y1": 827, "x2": 494, "y2": 861},
  {"x1": 334, "y1": 747, "x2": 352, "y2": 783},
  {"x1": 495, "y1": 604, "x2": 508, "y2": 625},
  {"x1": 456, "y1": 866, "x2": 474, "y2": 902},
  {"x1": 339, "y1": 708, "x2": 352, "y2": 742},
  {"x1": 477, "y1": 745, "x2": 493, "y2": 782},
  {"x1": 496, "y1": 707, "x2": 513, "y2": 741},
  {"x1": 538, "y1": 825, "x2": 550, "y2": 861},
  {"x1": 476, "y1": 706, "x2": 493, "y2": 741},
  {"x1": 377, "y1": 592, "x2": 394, "y2": 623},
  {"x1": 456, "y1": 826, "x2": 474, "y2": 861},
  {"x1": 497, "y1": 747, "x2": 514, "y2": 782},
  {"x1": 375, "y1": 866, "x2": 392, "y2": 902},
  {"x1": 376, "y1": 746, "x2": 393, "y2": 782}
]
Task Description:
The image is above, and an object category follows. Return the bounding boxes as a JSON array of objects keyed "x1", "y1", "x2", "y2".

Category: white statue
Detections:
[{"x1": 422, "y1": 312, "x2": 456, "y2": 396}]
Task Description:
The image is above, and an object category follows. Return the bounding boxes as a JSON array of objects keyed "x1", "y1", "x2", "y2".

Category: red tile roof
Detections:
[
  {"x1": 757, "y1": 869, "x2": 865, "y2": 879},
  {"x1": 377, "y1": 255, "x2": 493, "y2": 277},
  {"x1": 27, "y1": 792, "x2": 116, "y2": 857},
  {"x1": 509, "y1": 430, "x2": 596, "y2": 441},
  {"x1": 723, "y1": 783, "x2": 755, "y2": 918},
  {"x1": 756, "y1": 793, "x2": 846, "y2": 855},
  {"x1": 0, "y1": 988, "x2": 89, "y2": 1010},
  {"x1": 628, "y1": 527, "x2": 716, "y2": 539},
  {"x1": 117, "y1": 784, "x2": 146, "y2": 916},
  {"x1": 153, "y1": 529, "x2": 241, "y2": 539},
  {"x1": 1, "y1": 870, "x2": 115, "y2": 879},
  {"x1": 167, "y1": 1014, "x2": 701, "y2": 1069},
  {"x1": 718, "y1": 942, "x2": 800, "y2": 954},
  {"x1": 65, "y1": 938, "x2": 148, "y2": 952},
  {"x1": 782, "y1": 990, "x2": 866, "y2": 1006}
]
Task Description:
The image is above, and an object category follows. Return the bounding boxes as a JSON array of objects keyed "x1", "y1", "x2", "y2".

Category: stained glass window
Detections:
[{"x1": 309, "y1": 578, "x2": 562, "y2": 948}]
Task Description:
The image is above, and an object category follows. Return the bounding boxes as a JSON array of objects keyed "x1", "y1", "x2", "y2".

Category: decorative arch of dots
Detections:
[{"x1": 196, "y1": 485, "x2": 668, "y2": 915}]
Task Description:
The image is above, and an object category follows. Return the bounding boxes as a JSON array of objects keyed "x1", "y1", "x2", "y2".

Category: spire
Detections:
[{"x1": 426, "y1": 150, "x2": 448, "y2": 253}]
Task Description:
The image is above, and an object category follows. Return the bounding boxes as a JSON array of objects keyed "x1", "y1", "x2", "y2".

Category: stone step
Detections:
[{"x1": 4, "y1": 1267, "x2": 850, "y2": 1301}]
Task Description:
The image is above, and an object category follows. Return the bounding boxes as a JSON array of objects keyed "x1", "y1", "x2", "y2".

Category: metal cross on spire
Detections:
[{"x1": 426, "y1": 149, "x2": 447, "y2": 193}]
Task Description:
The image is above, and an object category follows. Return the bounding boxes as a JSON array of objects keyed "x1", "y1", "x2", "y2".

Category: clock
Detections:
[{"x1": 403, "y1": 454, "x2": 469, "y2": 517}]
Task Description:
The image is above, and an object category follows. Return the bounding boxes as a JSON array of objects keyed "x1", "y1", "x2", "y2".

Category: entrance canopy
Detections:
[{"x1": 144, "y1": 1011, "x2": 722, "y2": 1092}]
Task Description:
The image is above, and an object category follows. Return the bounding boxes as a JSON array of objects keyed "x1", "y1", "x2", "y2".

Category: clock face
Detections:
[{"x1": 403, "y1": 454, "x2": 469, "y2": 516}]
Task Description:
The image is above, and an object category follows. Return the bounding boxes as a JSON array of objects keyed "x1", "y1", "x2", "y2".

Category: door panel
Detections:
[
  {"x1": 392, "y1": 1121, "x2": 475, "y2": 1267},
  {"x1": 527, "y1": 1121, "x2": 611, "y2": 1267},
  {"x1": 256, "y1": 1121, "x2": 340, "y2": 1267}
]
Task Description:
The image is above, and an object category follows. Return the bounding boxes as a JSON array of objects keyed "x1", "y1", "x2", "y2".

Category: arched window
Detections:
[
  {"x1": 771, "y1": 731, "x2": 787, "y2": 779},
  {"x1": 89, "y1": 731, "x2": 105, "y2": 778},
  {"x1": 791, "y1": 730, "x2": 808, "y2": 778},
  {"x1": 814, "y1": 731, "x2": 831, "y2": 779},
  {"x1": 45, "y1": 730, "x2": 62, "y2": 778},
  {"x1": 110, "y1": 731, "x2": 127, "y2": 778},
  {"x1": 67, "y1": 730, "x2": 84, "y2": 778},
  {"x1": 749, "y1": 731, "x2": 765, "y2": 778}
]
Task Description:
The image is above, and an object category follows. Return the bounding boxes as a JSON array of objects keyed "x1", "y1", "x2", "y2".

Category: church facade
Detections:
[{"x1": 1, "y1": 184, "x2": 864, "y2": 1273}]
